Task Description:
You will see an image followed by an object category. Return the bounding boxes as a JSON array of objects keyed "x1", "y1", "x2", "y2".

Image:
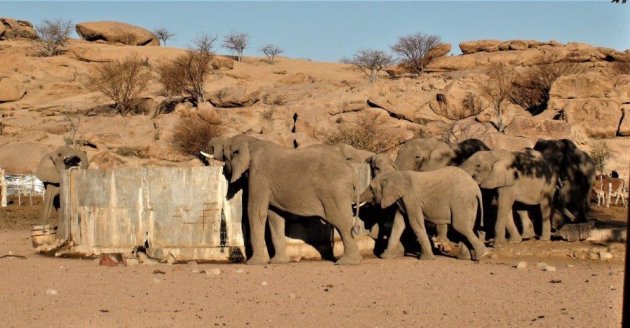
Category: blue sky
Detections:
[{"x1": 2, "y1": 1, "x2": 628, "y2": 61}]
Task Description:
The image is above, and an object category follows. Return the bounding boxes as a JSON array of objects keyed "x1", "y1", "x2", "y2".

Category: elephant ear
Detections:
[
  {"x1": 380, "y1": 175, "x2": 406, "y2": 209},
  {"x1": 229, "y1": 142, "x2": 251, "y2": 183},
  {"x1": 430, "y1": 145, "x2": 456, "y2": 167},
  {"x1": 35, "y1": 154, "x2": 59, "y2": 184},
  {"x1": 480, "y1": 159, "x2": 516, "y2": 189}
]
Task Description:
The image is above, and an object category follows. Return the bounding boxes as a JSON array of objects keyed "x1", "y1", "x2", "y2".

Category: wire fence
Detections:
[{"x1": 0, "y1": 171, "x2": 45, "y2": 207}]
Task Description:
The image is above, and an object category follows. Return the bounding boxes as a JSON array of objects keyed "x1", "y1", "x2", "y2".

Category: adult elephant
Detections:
[
  {"x1": 332, "y1": 143, "x2": 375, "y2": 164},
  {"x1": 459, "y1": 149, "x2": 573, "y2": 246},
  {"x1": 35, "y1": 146, "x2": 89, "y2": 225},
  {"x1": 395, "y1": 137, "x2": 490, "y2": 172},
  {"x1": 360, "y1": 167, "x2": 488, "y2": 260},
  {"x1": 222, "y1": 136, "x2": 362, "y2": 265},
  {"x1": 533, "y1": 139, "x2": 596, "y2": 223}
]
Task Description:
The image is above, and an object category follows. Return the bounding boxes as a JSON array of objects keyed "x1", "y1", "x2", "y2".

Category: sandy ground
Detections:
[{"x1": 0, "y1": 199, "x2": 626, "y2": 327}]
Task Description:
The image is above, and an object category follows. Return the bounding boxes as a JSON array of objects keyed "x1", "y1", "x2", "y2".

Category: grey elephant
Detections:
[
  {"x1": 395, "y1": 137, "x2": 490, "y2": 172},
  {"x1": 332, "y1": 143, "x2": 375, "y2": 164},
  {"x1": 200, "y1": 135, "x2": 229, "y2": 163},
  {"x1": 35, "y1": 146, "x2": 89, "y2": 225},
  {"x1": 459, "y1": 149, "x2": 573, "y2": 246},
  {"x1": 360, "y1": 167, "x2": 488, "y2": 260},
  {"x1": 534, "y1": 139, "x2": 596, "y2": 224},
  {"x1": 222, "y1": 136, "x2": 362, "y2": 265}
]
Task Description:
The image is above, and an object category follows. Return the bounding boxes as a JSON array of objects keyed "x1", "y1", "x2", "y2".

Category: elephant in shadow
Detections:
[
  {"x1": 534, "y1": 139, "x2": 596, "y2": 224},
  {"x1": 395, "y1": 137, "x2": 490, "y2": 172},
  {"x1": 35, "y1": 146, "x2": 89, "y2": 226},
  {"x1": 459, "y1": 148, "x2": 574, "y2": 246},
  {"x1": 221, "y1": 136, "x2": 363, "y2": 265},
  {"x1": 360, "y1": 168, "x2": 488, "y2": 260}
]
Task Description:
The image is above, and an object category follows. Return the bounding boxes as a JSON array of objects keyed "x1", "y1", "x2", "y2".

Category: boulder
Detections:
[
  {"x1": 618, "y1": 105, "x2": 630, "y2": 136},
  {"x1": 278, "y1": 73, "x2": 316, "y2": 85},
  {"x1": 209, "y1": 86, "x2": 261, "y2": 108},
  {"x1": 0, "y1": 77, "x2": 26, "y2": 103},
  {"x1": 444, "y1": 117, "x2": 494, "y2": 144},
  {"x1": 0, "y1": 18, "x2": 38, "y2": 40},
  {"x1": 614, "y1": 74, "x2": 630, "y2": 103},
  {"x1": 550, "y1": 99, "x2": 622, "y2": 138},
  {"x1": 504, "y1": 116, "x2": 572, "y2": 140},
  {"x1": 563, "y1": 42, "x2": 606, "y2": 62},
  {"x1": 67, "y1": 46, "x2": 111, "y2": 62},
  {"x1": 77, "y1": 115, "x2": 157, "y2": 153},
  {"x1": 430, "y1": 79, "x2": 486, "y2": 120},
  {"x1": 366, "y1": 92, "x2": 449, "y2": 124},
  {"x1": 75, "y1": 21, "x2": 159, "y2": 46},
  {"x1": 212, "y1": 56, "x2": 234, "y2": 70},
  {"x1": 89, "y1": 151, "x2": 128, "y2": 170},
  {"x1": 459, "y1": 40, "x2": 501, "y2": 54},
  {"x1": 428, "y1": 43, "x2": 451, "y2": 58},
  {"x1": 549, "y1": 73, "x2": 614, "y2": 99},
  {"x1": 498, "y1": 40, "x2": 528, "y2": 51},
  {"x1": 483, "y1": 132, "x2": 535, "y2": 151}
]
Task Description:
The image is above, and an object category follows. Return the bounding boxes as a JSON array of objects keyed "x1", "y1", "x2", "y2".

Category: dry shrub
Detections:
[
  {"x1": 35, "y1": 18, "x2": 73, "y2": 57},
  {"x1": 511, "y1": 57, "x2": 583, "y2": 115},
  {"x1": 589, "y1": 140, "x2": 613, "y2": 174},
  {"x1": 322, "y1": 111, "x2": 402, "y2": 153},
  {"x1": 87, "y1": 54, "x2": 152, "y2": 115},
  {"x1": 157, "y1": 50, "x2": 214, "y2": 105},
  {"x1": 172, "y1": 109, "x2": 225, "y2": 156},
  {"x1": 479, "y1": 63, "x2": 516, "y2": 132}
]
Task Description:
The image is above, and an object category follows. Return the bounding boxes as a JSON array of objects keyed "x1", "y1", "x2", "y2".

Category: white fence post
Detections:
[{"x1": 0, "y1": 169, "x2": 6, "y2": 208}]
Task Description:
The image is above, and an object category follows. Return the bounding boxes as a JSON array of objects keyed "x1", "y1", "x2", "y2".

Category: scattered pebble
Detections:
[
  {"x1": 45, "y1": 289, "x2": 58, "y2": 296},
  {"x1": 536, "y1": 262, "x2": 548, "y2": 269},
  {"x1": 589, "y1": 253, "x2": 599, "y2": 260},
  {"x1": 126, "y1": 258, "x2": 139, "y2": 266},
  {"x1": 599, "y1": 251, "x2": 613, "y2": 261},
  {"x1": 234, "y1": 269, "x2": 244, "y2": 274},
  {"x1": 289, "y1": 293, "x2": 296, "y2": 299},
  {"x1": 565, "y1": 264, "x2": 573, "y2": 268},
  {"x1": 544, "y1": 266, "x2": 556, "y2": 272},
  {"x1": 261, "y1": 281, "x2": 268, "y2": 286},
  {"x1": 550, "y1": 279, "x2": 562, "y2": 284},
  {"x1": 153, "y1": 269, "x2": 166, "y2": 275},
  {"x1": 204, "y1": 268, "x2": 221, "y2": 276},
  {"x1": 153, "y1": 278, "x2": 161, "y2": 284},
  {"x1": 515, "y1": 261, "x2": 527, "y2": 269}
]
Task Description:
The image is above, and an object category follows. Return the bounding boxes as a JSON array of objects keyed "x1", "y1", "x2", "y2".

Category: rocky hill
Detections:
[{"x1": 0, "y1": 19, "x2": 628, "y2": 176}]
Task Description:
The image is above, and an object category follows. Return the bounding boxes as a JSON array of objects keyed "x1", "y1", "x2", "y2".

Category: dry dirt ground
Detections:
[{"x1": 0, "y1": 199, "x2": 626, "y2": 327}]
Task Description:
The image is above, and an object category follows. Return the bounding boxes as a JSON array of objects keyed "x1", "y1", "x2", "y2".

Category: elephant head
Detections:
[
  {"x1": 361, "y1": 172, "x2": 409, "y2": 209},
  {"x1": 395, "y1": 138, "x2": 456, "y2": 172},
  {"x1": 367, "y1": 154, "x2": 398, "y2": 178},
  {"x1": 223, "y1": 135, "x2": 259, "y2": 183},
  {"x1": 333, "y1": 143, "x2": 375, "y2": 164},
  {"x1": 35, "y1": 146, "x2": 89, "y2": 184},
  {"x1": 200, "y1": 136, "x2": 228, "y2": 164},
  {"x1": 459, "y1": 150, "x2": 516, "y2": 189},
  {"x1": 451, "y1": 139, "x2": 491, "y2": 166}
]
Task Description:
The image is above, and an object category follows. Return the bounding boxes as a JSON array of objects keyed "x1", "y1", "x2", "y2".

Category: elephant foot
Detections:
[
  {"x1": 246, "y1": 256, "x2": 270, "y2": 265},
  {"x1": 456, "y1": 243, "x2": 472, "y2": 260},
  {"x1": 539, "y1": 235, "x2": 551, "y2": 241},
  {"x1": 269, "y1": 255, "x2": 290, "y2": 264},
  {"x1": 473, "y1": 247, "x2": 490, "y2": 261},
  {"x1": 419, "y1": 253, "x2": 436, "y2": 260},
  {"x1": 335, "y1": 255, "x2": 361, "y2": 266},
  {"x1": 380, "y1": 248, "x2": 400, "y2": 259},
  {"x1": 508, "y1": 235, "x2": 522, "y2": 244},
  {"x1": 521, "y1": 231, "x2": 536, "y2": 240},
  {"x1": 492, "y1": 238, "x2": 507, "y2": 248}
]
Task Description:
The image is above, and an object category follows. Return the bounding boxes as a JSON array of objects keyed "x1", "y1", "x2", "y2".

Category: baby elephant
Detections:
[{"x1": 360, "y1": 167, "x2": 488, "y2": 260}]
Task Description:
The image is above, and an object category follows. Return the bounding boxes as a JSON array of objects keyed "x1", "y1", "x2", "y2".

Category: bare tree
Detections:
[
  {"x1": 590, "y1": 141, "x2": 613, "y2": 174},
  {"x1": 342, "y1": 49, "x2": 393, "y2": 83},
  {"x1": 153, "y1": 27, "x2": 175, "y2": 46},
  {"x1": 479, "y1": 63, "x2": 516, "y2": 133},
  {"x1": 157, "y1": 34, "x2": 216, "y2": 105},
  {"x1": 87, "y1": 54, "x2": 152, "y2": 115},
  {"x1": 390, "y1": 32, "x2": 441, "y2": 75},
  {"x1": 222, "y1": 32, "x2": 249, "y2": 62},
  {"x1": 260, "y1": 44, "x2": 283, "y2": 64},
  {"x1": 35, "y1": 18, "x2": 73, "y2": 56}
]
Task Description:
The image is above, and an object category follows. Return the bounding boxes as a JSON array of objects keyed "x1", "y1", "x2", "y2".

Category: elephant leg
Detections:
[
  {"x1": 406, "y1": 209, "x2": 435, "y2": 260},
  {"x1": 517, "y1": 210, "x2": 535, "y2": 240},
  {"x1": 506, "y1": 212, "x2": 522, "y2": 244},
  {"x1": 451, "y1": 215, "x2": 488, "y2": 261},
  {"x1": 39, "y1": 185, "x2": 57, "y2": 226},
  {"x1": 324, "y1": 200, "x2": 361, "y2": 265},
  {"x1": 436, "y1": 224, "x2": 449, "y2": 243},
  {"x1": 246, "y1": 194, "x2": 271, "y2": 265},
  {"x1": 381, "y1": 210, "x2": 405, "y2": 259},
  {"x1": 495, "y1": 188, "x2": 518, "y2": 247},
  {"x1": 539, "y1": 198, "x2": 552, "y2": 241},
  {"x1": 268, "y1": 210, "x2": 289, "y2": 264}
]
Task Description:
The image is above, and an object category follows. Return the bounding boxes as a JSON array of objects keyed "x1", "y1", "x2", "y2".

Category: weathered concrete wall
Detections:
[
  {"x1": 59, "y1": 166, "x2": 244, "y2": 262},
  {"x1": 0, "y1": 169, "x2": 6, "y2": 207}
]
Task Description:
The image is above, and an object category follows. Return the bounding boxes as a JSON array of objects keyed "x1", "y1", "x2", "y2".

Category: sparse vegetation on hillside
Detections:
[
  {"x1": 35, "y1": 18, "x2": 73, "y2": 56},
  {"x1": 511, "y1": 57, "x2": 584, "y2": 115},
  {"x1": 322, "y1": 111, "x2": 402, "y2": 153},
  {"x1": 157, "y1": 34, "x2": 216, "y2": 105},
  {"x1": 590, "y1": 140, "x2": 613, "y2": 174},
  {"x1": 153, "y1": 27, "x2": 175, "y2": 46},
  {"x1": 223, "y1": 32, "x2": 249, "y2": 62},
  {"x1": 260, "y1": 44, "x2": 283, "y2": 64},
  {"x1": 390, "y1": 32, "x2": 441, "y2": 75},
  {"x1": 342, "y1": 49, "x2": 393, "y2": 83},
  {"x1": 479, "y1": 63, "x2": 516, "y2": 132},
  {"x1": 87, "y1": 54, "x2": 152, "y2": 116},
  {"x1": 172, "y1": 109, "x2": 225, "y2": 156}
]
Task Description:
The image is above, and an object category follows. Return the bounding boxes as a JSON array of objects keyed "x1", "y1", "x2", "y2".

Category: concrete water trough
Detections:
[{"x1": 36, "y1": 164, "x2": 374, "y2": 263}]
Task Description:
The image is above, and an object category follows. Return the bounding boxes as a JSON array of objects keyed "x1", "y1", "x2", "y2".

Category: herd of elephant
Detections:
[
  {"x1": 197, "y1": 135, "x2": 596, "y2": 265},
  {"x1": 35, "y1": 136, "x2": 596, "y2": 265}
]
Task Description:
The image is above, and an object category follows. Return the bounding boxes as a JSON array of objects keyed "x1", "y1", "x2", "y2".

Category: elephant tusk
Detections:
[
  {"x1": 199, "y1": 151, "x2": 214, "y2": 159},
  {"x1": 561, "y1": 208, "x2": 576, "y2": 221}
]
